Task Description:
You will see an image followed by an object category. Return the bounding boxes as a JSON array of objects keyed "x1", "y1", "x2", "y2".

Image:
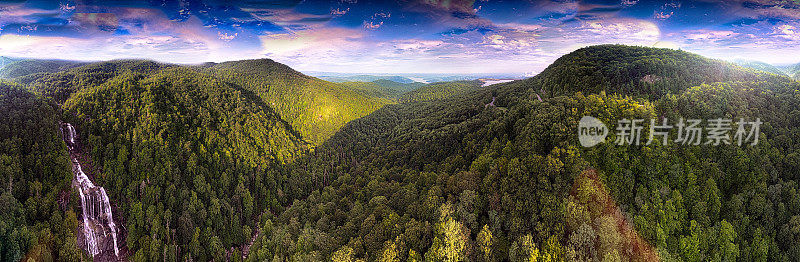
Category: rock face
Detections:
[{"x1": 62, "y1": 123, "x2": 121, "y2": 260}]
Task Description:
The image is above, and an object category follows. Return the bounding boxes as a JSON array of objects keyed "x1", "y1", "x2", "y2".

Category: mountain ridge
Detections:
[
  {"x1": 201, "y1": 58, "x2": 390, "y2": 145},
  {"x1": 6, "y1": 44, "x2": 800, "y2": 261},
  {"x1": 243, "y1": 44, "x2": 800, "y2": 261},
  {"x1": 491, "y1": 45, "x2": 791, "y2": 104}
]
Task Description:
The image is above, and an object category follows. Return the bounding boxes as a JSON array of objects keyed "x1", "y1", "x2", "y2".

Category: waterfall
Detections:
[
  {"x1": 77, "y1": 185, "x2": 99, "y2": 255},
  {"x1": 100, "y1": 187, "x2": 121, "y2": 256},
  {"x1": 62, "y1": 123, "x2": 120, "y2": 258},
  {"x1": 64, "y1": 123, "x2": 77, "y2": 146}
]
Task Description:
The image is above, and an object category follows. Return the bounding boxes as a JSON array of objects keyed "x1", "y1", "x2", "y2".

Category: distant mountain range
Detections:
[
  {"x1": 734, "y1": 60, "x2": 789, "y2": 76},
  {"x1": 307, "y1": 71, "x2": 523, "y2": 84},
  {"x1": 728, "y1": 59, "x2": 800, "y2": 81},
  {"x1": 0, "y1": 57, "x2": 87, "y2": 79},
  {"x1": 783, "y1": 63, "x2": 800, "y2": 81}
]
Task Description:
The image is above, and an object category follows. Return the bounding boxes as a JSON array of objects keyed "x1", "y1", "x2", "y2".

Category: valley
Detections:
[{"x1": 1, "y1": 45, "x2": 800, "y2": 261}]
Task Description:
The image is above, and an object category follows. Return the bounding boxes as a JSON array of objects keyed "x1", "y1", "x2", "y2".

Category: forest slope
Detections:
[
  {"x1": 59, "y1": 66, "x2": 310, "y2": 261},
  {"x1": 244, "y1": 45, "x2": 800, "y2": 262},
  {"x1": 7, "y1": 45, "x2": 800, "y2": 261},
  {"x1": 0, "y1": 82, "x2": 79, "y2": 261},
  {"x1": 0, "y1": 59, "x2": 86, "y2": 79},
  {"x1": 8, "y1": 61, "x2": 312, "y2": 260},
  {"x1": 202, "y1": 59, "x2": 389, "y2": 145},
  {"x1": 399, "y1": 80, "x2": 483, "y2": 103},
  {"x1": 735, "y1": 60, "x2": 788, "y2": 76},
  {"x1": 493, "y1": 45, "x2": 787, "y2": 101}
]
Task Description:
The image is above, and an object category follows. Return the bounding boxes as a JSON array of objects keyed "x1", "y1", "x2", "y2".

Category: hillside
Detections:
[
  {"x1": 201, "y1": 59, "x2": 389, "y2": 145},
  {"x1": 2, "y1": 59, "x2": 316, "y2": 260},
  {"x1": 0, "y1": 82, "x2": 80, "y2": 261},
  {"x1": 494, "y1": 45, "x2": 787, "y2": 101},
  {"x1": 58, "y1": 66, "x2": 310, "y2": 261},
  {"x1": 6, "y1": 45, "x2": 800, "y2": 261},
  {"x1": 786, "y1": 63, "x2": 800, "y2": 80},
  {"x1": 735, "y1": 60, "x2": 788, "y2": 76},
  {"x1": 0, "y1": 56, "x2": 17, "y2": 69},
  {"x1": 0, "y1": 59, "x2": 87, "y2": 79},
  {"x1": 242, "y1": 45, "x2": 800, "y2": 261},
  {"x1": 399, "y1": 80, "x2": 483, "y2": 103},
  {"x1": 24, "y1": 60, "x2": 173, "y2": 102}
]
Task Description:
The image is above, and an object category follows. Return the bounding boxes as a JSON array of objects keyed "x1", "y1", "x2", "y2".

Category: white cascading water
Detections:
[
  {"x1": 63, "y1": 123, "x2": 120, "y2": 258},
  {"x1": 67, "y1": 123, "x2": 76, "y2": 145}
]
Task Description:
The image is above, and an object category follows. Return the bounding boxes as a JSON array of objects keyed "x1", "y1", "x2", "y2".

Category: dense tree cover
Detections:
[
  {"x1": 241, "y1": 45, "x2": 800, "y2": 261},
  {"x1": 3, "y1": 58, "x2": 391, "y2": 260},
  {"x1": 496, "y1": 45, "x2": 787, "y2": 100},
  {"x1": 0, "y1": 82, "x2": 82, "y2": 261},
  {"x1": 56, "y1": 66, "x2": 313, "y2": 261},
  {"x1": 0, "y1": 59, "x2": 86, "y2": 80},
  {"x1": 399, "y1": 80, "x2": 484, "y2": 103},
  {"x1": 245, "y1": 87, "x2": 648, "y2": 261},
  {"x1": 201, "y1": 59, "x2": 389, "y2": 145},
  {"x1": 5, "y1": 45, "x2": 800, "y2": 261},
  {"x1": 24, "y1": 59, "x2": 174, "y2": 103}
]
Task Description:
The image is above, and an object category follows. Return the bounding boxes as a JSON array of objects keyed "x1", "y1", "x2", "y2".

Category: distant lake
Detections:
[
  {"x1": 407, "y1": 77, "x2": 429, "y2": 83},
  {"x1": 481, "y1": 79, "x2": 515, "y2": 87}
]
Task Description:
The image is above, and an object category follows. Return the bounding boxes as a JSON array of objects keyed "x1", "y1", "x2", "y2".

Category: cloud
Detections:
[
  {"x1": 679, "y1": 29, "x2": 739, "y2": 42},
  {"x1": 0, "y1": 0, "x2": 799, "y2": 74},
  {"x1": 405, "y1": 0, "x2": 477, "y2": 15},
  {"x1": 244, "y1": 8, "x2": 331, "y2": 29},
  {"x1": 363, "y1": 21, "x2": 383, "y2": 29},
  {"x1": 72, "y1": 13, "x2": 119, "y2": 32},
  {"x1": 0, "y1": 4, "x2": 63, "y2": 29},
  {"x1": 706, "y1": 0, "x2": 800, "y2": 19},
  {"x1": 0, "y1": 32, "x2": 249, "y2": 63},
  {"x1": 218, "y1": 32, "x2": 238, "y2": 41},
  {"x1": 563, "y1": 18, "x2": 661, "y2": 45},
  {"x1": 331, "y1": 8, "x2": 349, "y2": 16},
  {"x1": 260, "y1": 27, "x2": 366, "y2": 59},
  {"x1": 0, "y1": 6, "x2": 262, "y2": 63},
  {"x1": 661, "y1": 19, "x2": 800, "y2": 64},
  {"x1": 774, "y1": 24, "x2": 800, "y2": 40}
]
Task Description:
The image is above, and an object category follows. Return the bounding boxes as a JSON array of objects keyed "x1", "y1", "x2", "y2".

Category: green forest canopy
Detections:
[{"x1": 2, "y1": 45, "x2": 800, "y2": 261}]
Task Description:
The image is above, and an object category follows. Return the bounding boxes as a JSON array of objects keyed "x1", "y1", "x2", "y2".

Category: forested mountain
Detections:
[
  {"x1": 200, "y1": 59, "x2": 389, "y2": 145},
  {"x1": 498, "y1": 45, "x2": 784, "y2": 100},
  {"x1": 785, "y1": 63, "x2": 800, "y2": 81},
  {"x1": 23, "y1": 60, "x2": 175, "y2": 102},
  {"x1": 5, "y1": 45, "x2": 800, "y2": 261},
  {"x1": 241, "y1": 45, "x2": 800, "y2": 262},
  {"x1": 399, "y1": 80, "x2": 483, "y2": 103},
  {"x1": 0, "y1": 59, "x2": 87, "y2": 79},
  {"x1": 0, "y1": 82, "x2": 80, "y2": 261},
  {"x1": 0, "y1": 57, "x2": 17, "y2": 70},
  {"x1": 22, "y1": 61, "x2": 315, "y2": 260},
  {"x1": 734, "y1": 60, "x2": 788, "y2": 76}
]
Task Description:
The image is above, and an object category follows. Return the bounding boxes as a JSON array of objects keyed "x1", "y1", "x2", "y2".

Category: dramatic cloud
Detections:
[{"x1": 0, "y1": 0, "x2": 798, "y2": 73}]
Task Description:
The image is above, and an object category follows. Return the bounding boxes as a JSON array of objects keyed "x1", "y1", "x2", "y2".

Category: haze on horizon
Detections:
[{"x1": 0, "y1": 0, "x2": 799, "y2": 75}]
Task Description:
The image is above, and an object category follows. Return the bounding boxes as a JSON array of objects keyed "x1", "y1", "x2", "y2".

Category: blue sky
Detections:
[{"x1": 0, "y1": 0, "x2": 798, "y2": 74}]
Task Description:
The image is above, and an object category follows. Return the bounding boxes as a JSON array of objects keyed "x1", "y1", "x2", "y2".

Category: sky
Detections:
[{"x1": 0, "y1": 0, "x2": 798, "y2": 74}]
